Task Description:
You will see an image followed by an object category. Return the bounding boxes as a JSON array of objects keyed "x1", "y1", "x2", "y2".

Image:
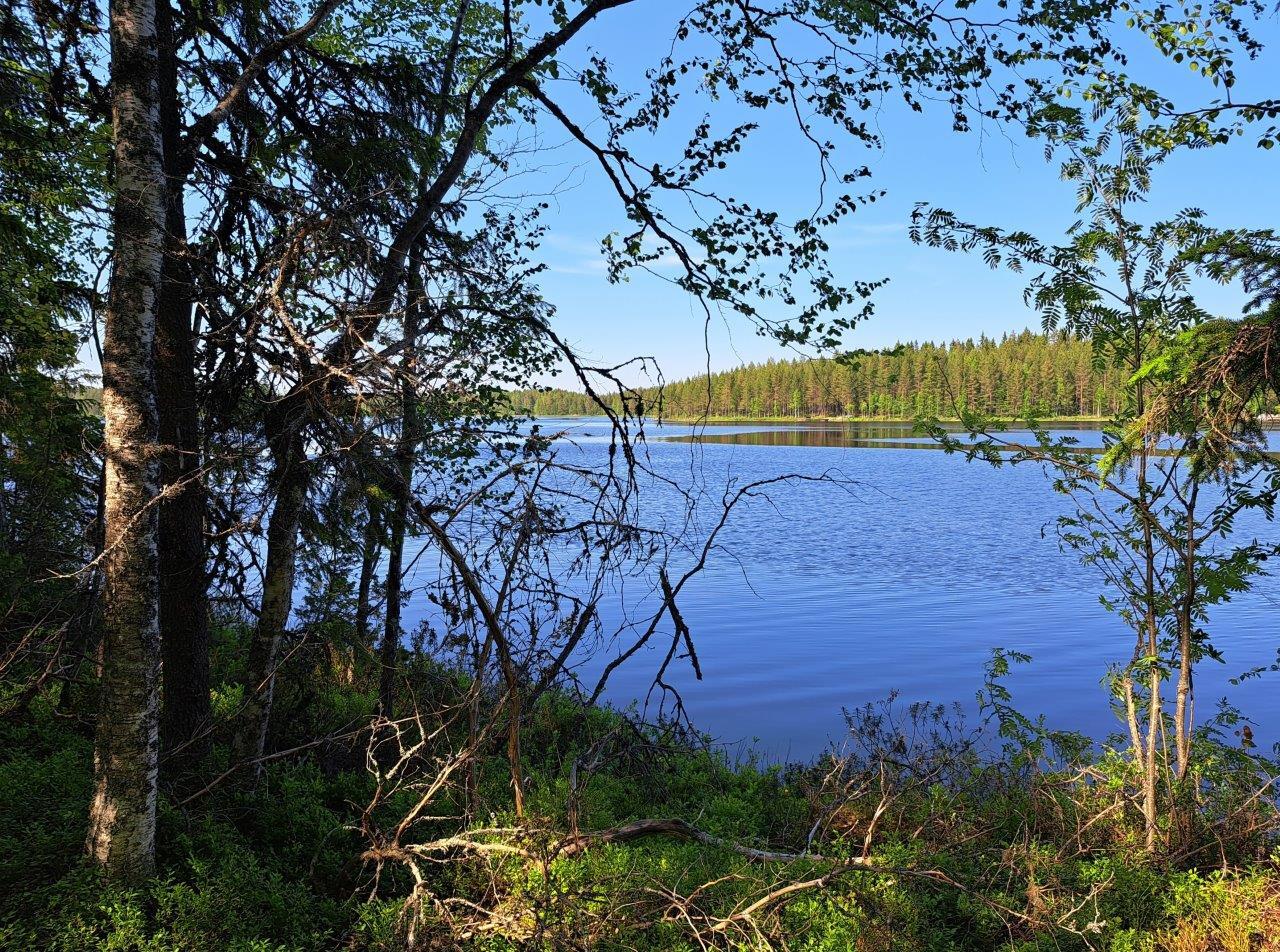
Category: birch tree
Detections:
[{"x1": 86, "y1": 0, "x2": 166, "y2": 879}]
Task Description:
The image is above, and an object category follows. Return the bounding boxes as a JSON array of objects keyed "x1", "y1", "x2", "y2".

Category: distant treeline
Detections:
[{"x1": 512, "y1": 331, "x2": 1135, "y2": 420}]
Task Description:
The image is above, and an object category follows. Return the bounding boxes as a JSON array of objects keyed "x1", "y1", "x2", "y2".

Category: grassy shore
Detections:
[{"x1": 2, "y1": 631, "x2": 1277, "y2": 950}]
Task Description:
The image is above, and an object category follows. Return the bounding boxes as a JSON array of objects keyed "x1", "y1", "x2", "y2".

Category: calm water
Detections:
[{"x1": 407, "y1": 418, "x2": 1280, "y2": 761}]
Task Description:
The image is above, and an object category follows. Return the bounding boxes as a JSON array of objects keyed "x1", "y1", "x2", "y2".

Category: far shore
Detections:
[{"x1": 524, "y1": 413, "x2": 1114, "y2": 424}]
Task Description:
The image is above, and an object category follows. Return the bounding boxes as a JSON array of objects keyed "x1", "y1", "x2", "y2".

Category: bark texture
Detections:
[
  {"x1": 155, "y1": 0, "x2": 211, "y2": 771},
  {"x1": 87, "y1": 0, "x2": 166, "y2": 880}
]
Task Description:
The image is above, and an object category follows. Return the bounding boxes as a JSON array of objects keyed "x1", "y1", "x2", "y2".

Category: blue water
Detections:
[{"x1": 406, "y1": 418, "x2": 1280, "y2": 761}]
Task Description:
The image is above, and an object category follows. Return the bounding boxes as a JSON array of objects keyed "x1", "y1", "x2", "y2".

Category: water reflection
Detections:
[{"x1": 657, "y1": 420, "x2": 1280, "y2": 454}]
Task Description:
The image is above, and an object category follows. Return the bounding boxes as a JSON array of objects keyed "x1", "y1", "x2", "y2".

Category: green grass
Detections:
[{"x1": 2, "y1": 666, "x2": 1277, "y2": 950}]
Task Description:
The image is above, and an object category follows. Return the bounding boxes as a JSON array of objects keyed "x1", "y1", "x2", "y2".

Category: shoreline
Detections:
[{"x1": 527, "y1": 413, "x2": 1113, "y2": 424}]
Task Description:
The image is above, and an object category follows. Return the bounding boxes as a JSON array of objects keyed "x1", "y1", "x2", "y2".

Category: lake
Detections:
[{"x1": 407, "y1": 418, "x2": 1280, "y2": 762}]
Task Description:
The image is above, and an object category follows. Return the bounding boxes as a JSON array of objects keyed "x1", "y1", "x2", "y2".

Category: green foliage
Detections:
[
  {"x1": 0, "y1": 11, "x2": 102, "y2": 705},
  {"x1": 3, "y1": 671, "x2": 1279, "y2": 950},
  {"x1": 513, "y1": 331, "x2": 1134, "y2": 421},
  {"x1": 0, "y1": 700, "x2": 372, "y2": 951},
  {"x1": 0, "y1": 705, "x2": 95, "y2": 892}
]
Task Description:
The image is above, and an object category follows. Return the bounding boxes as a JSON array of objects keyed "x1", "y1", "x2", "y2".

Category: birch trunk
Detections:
[
  {"x1": 86, "y1": 0, "x2": 166, "y2": 879},
  {"x1": 1174, "y1": 480, "x2": 1200, "y2": 780},
  {"x1": 1135, "y1": 379, "x2": 1162, "y2": 850}
]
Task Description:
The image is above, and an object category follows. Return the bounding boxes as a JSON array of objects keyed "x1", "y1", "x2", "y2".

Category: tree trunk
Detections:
[
  {"x1": 154, "y1": 0, "x2": 211, "y2": 772},
  {"x1": 378, "y1": 510, "x2": 407, "y2": 716},
  {"x1": 378, "y1": 263, "x2": 422, "y2": 717},
  {"x1": 233, "y1": 430, "x2": 308, "y2": 771},
  {"x1": 86, "y1": 0, "x2": 166, "y2": 879},
  {"x1": 1174, "y1": 480, "x2": 1199, "y2": 780},
  {"x1": 1135, "y1": 387, "x2": 1163, "y2": 852},
  {"x1": 355, "y1": 511, "x2": 380, "y2": 653}
]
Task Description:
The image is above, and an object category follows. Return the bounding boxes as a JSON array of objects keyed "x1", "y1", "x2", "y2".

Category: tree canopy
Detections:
[{"x1": 512, "y1": 330, "x2": 1144, "y2": 419}]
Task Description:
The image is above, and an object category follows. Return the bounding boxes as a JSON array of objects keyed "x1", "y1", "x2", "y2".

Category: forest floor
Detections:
[{"x1": 2, "y1": 637, "x2": 1279, "y2": 950}]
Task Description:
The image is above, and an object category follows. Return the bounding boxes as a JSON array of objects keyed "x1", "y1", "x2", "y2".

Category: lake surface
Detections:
[{"x1": 407, "y1": 418, "x2": 1279, "y2": 762}]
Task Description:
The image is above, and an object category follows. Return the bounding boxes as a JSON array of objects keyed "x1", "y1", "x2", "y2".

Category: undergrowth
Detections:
[{"x1": 1, "y1": 638, "x2": 1277, "y2": 950}]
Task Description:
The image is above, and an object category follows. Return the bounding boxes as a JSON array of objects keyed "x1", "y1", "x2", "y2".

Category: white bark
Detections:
[{"x1": 86, "y1": 0, "x2": 166, "y2": 879}]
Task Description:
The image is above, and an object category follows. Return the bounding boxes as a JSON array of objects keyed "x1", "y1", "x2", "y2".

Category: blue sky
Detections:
[
  {"x1": 518, "y1": 2, "x2": 1280, "y2": 387},
  {"x1": 73, "y1": 4, "x2": 1276, "y2": 388}
]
